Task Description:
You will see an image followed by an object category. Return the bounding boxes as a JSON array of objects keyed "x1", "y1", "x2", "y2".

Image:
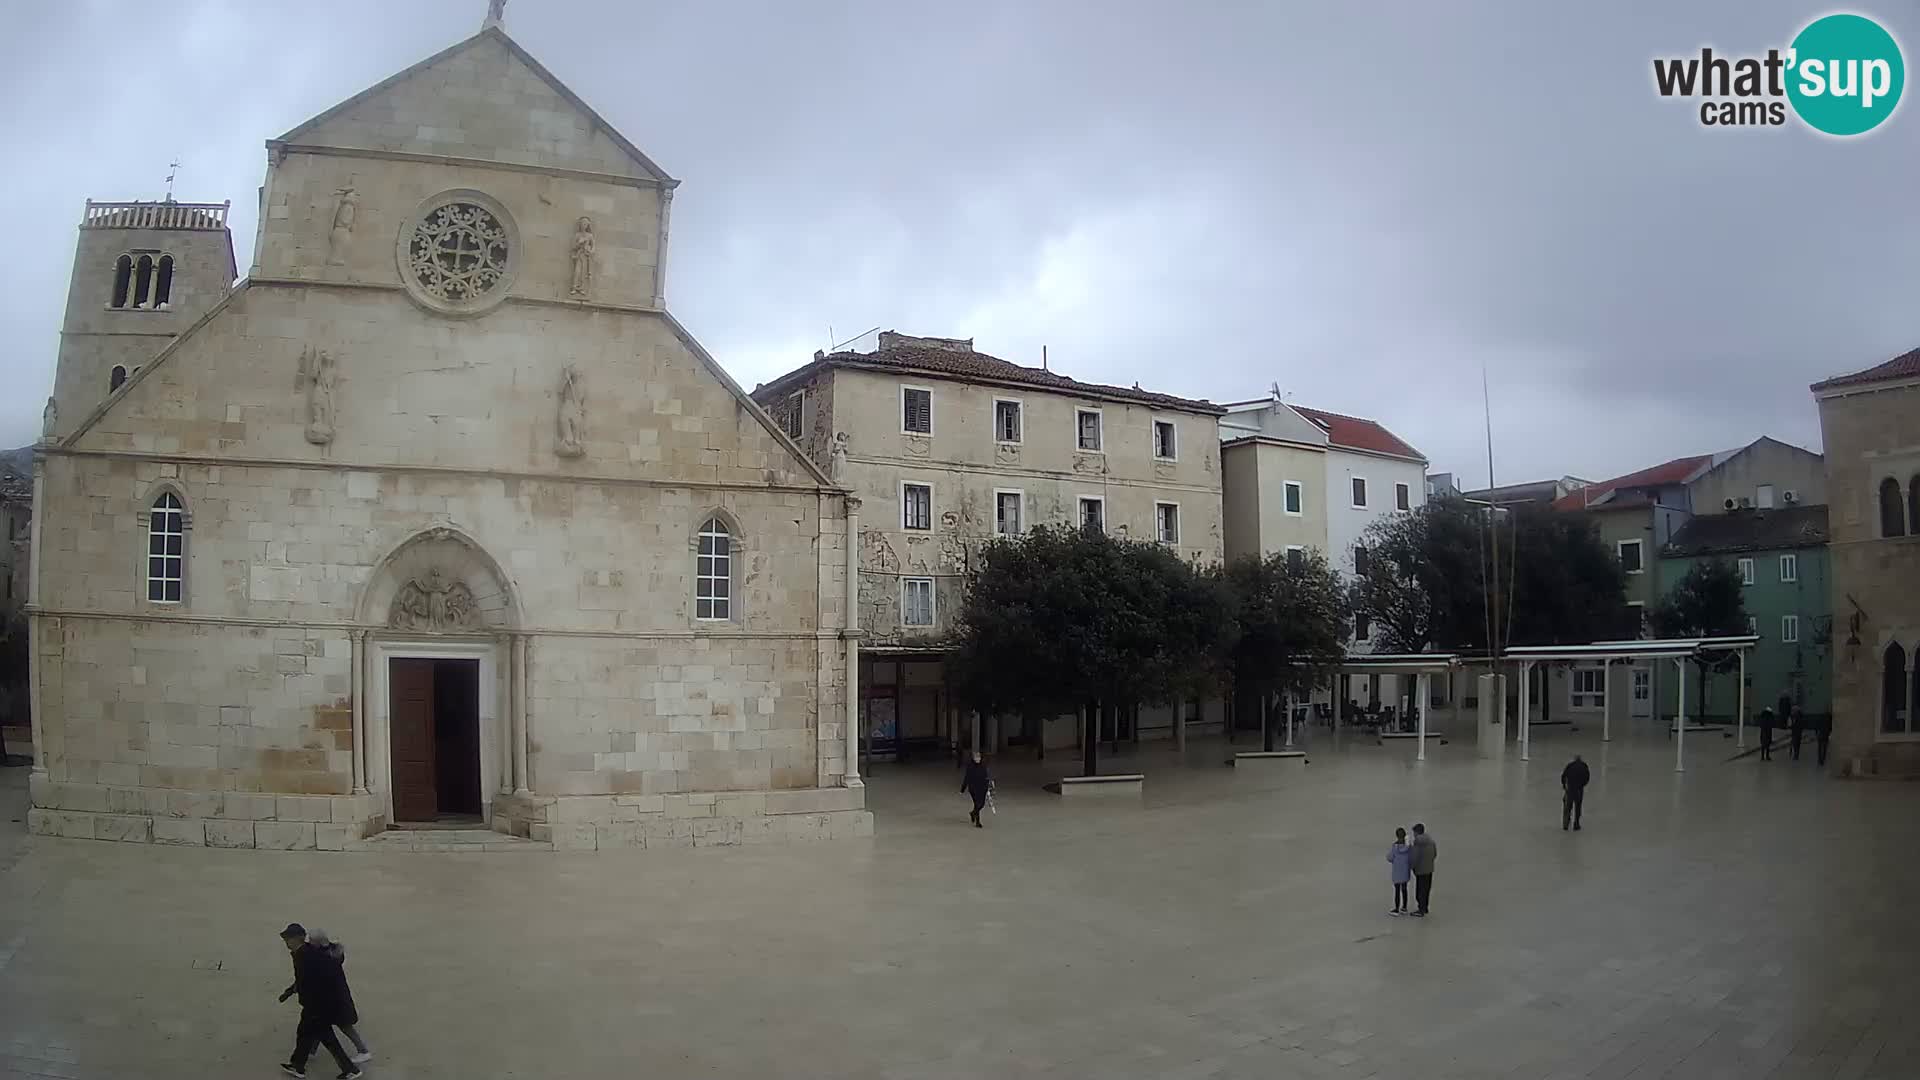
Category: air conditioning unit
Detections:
[
  {"x1": 1783, "y1": 489, "x2": 1799, "y2": 504},
  {"x1": 1724, "y1": 498, "x2": 1737, "y2": 510}
]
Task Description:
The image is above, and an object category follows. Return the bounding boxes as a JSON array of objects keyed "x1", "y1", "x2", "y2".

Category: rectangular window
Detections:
[
  {"x1": 1781, "y1": 614, "x2": 1800, "y2": 643},
  {"x1": 1779, "y1": 553, "x2": 1798, "y2": 583},
  {"x1": 994, "y1": 399, "x2": 1022, "y2": 443},
  {"x1": 1633, "y1": 667, "x2": 1651, "y2": 703},
  {"x1": 782, "y1": 391, "x2": 805, "y2": 439},
  {"x1": 1395, "y1": 482, "x2": 1411, "y2": 511},
  {"x1": 1618, "y1": 540, "x2": 1644, "y2": 574},
  {"x1": 1626, "y1": 600, "x2": 1647, "y2": 638},
  {"x1": 901, "y1": 577, "x2": 935, "y2": 627},
  {"x1": 1738, "y1": 557, "x2": 1755, "y2": 585},
  {"x1": 995, "y1": 490, "x2": 1023, "y2": 536},
  {"x1": 1354, "y1": 606, "x2": 1371, "y2": 642},
  {"x1": 1286, "y1": 546, "x2": 1304, "y2": 572},
  {"x1": 1757, "y1": 484, "x2": 1775, "y2": 509},
  {"x1": 902, "y1": 386, "x2": 932, "y2": 434},
  {"x1": 1571, "y1": 667, "x2": 1606, "y2": 709},
  {"x1": 1156, "y1": 502, "x2": 1180, "y2": 544},
  {"x1": 1354, "y1": 545, "x2": 1370, "y2": 577},
  {"x1": 1078, "y1": 496, "x2": 1105, "y2": 533},
  {"x1": 1747, "y1": 615, "x2": 1759, "y2": 637},
  {"x1": 1283, "y1": 481, "x2": 1303, "y2": 515},
  {"x1": 902, "y1": 482, "x2": 932, "y2": 531},
  {"x1": 1153, "y1": 420, "x2": 1177, "y2": 460},
  {"x1": 1351, "y1": 477, "x2": 1368, "y2": 508},
  {"x1": 1076, "y1": 408, "x2": 1103, "y2": 452}
]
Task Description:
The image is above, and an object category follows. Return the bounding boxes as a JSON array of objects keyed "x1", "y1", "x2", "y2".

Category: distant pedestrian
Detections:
[
  {"x1": 276, "y1": 923, "x2": 362, "y2": 1079},
  {"x1": 961, "y1": 751, "x2": 992, "y2": 828},
  {"x1": 1561, "y1": 754, "x2": 1590, "y2": 831},
  {"x1": 1777, "y1": 691, "x2": 1793, "y2": 728},
  {"x1": 1813, "y1": 711, "x2": 1832, "y2": 766},
  {"x1": 1408, "y1": 823, "x2": 1438, "y2": 917},
  {"x1": 1789, "y1": 705, "x2": 1807, "y2": 761},
  {"x1": 307, "y1": 929, "x2": 371, "y2": 1065},
  {"x1": 1757, "y1": 706, "x2": 1776, "y2": 761},
  {"x1": 1386, "y1": 827, "x2": 1412, "y2": 915}
]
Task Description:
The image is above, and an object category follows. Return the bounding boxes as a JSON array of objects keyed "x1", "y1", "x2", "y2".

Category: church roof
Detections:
[
  {"x1": 272, "y1": 26, "x2": 676, "y2": 185},
  {"x1": 1811, "y1": 346, "x2": 1920, "y2": 392}
]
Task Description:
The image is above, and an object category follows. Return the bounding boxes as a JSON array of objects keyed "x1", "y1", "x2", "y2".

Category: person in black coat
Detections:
[
  {"x1": 1789, "y1": 704, "x2": 1807, "y2": 760},
  {"x1": 277, "y1": 923, "x2": 361, "y2": 1079},
  {"x1": 1813, "y1": 711, "x2": 1833, "y2": 766},
  {"x1": 1757, "y1": 706, "x2": 1776, "y2": 761},
  {"x1": 1560, "y1": 754, "x2": 1590, "y2": 830},
  {"x1": 960, "y1": 751, "x2": 992, "y2": 828}
]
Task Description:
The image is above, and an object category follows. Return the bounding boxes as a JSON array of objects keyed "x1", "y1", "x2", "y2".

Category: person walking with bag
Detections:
[
  {"x1": 961, "y1": 751, "x2": 992, "y2": 828},
  {"x1": 1561, "y1": 754, "x2": 1590, "y2": 830}
]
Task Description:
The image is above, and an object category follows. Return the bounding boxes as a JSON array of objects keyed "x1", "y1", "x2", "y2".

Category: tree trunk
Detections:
[
  {"x1": 1262, "y1": 691, "x2": 1276, "y2": 752},
  {"x1": 1082, "y1": 699, "x2": 1098, "y2": 777},
  {"x1": 1033, "y1": 711, "x2": 1042, "y2": 761}
]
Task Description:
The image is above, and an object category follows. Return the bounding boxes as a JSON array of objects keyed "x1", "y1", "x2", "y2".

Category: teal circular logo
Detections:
[{"x1": 1787, "y1": 14, "x2": 1905, "y2": 136}]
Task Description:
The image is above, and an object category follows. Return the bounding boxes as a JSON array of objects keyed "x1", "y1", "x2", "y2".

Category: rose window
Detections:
[{"x1": 406, "y1": 202, "x2": 511, "y2": 304}]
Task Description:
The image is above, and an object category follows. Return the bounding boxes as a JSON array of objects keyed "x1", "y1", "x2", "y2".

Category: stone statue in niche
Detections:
[
  {"x1": 569, "y1": 217, "x2": 595, "y2": 298},
  {"x1": 40, "y1": 396, "x2": 56, "y2": 440},
  {"x1": 326, "y1": 187, "x2": 358, "y2": 266},
  {"x1": 389, "y1": 568, "x2": 481, "y2": 632},
  {"x1": 829, "y1": 432, "x2": 850, "y2": 482},
  {"x1": 555, "y1": 364, "x2": 586, "y2": 458},
  {"x1": 295, "y1": 345, "x2": 337, "y2": 446}
]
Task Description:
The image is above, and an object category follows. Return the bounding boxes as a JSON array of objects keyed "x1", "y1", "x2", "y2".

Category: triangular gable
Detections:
[
  {"x1": 58, "y1": 282, "x2": 838, "y2": 492},
  {"x1": 273, "y1": 27, "x2": 675, "y2": 184}
]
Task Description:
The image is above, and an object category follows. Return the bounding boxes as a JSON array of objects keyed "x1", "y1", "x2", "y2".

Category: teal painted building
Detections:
[{"x1": 1657, "y1": 505, "x2": 1831, "y2": 722}]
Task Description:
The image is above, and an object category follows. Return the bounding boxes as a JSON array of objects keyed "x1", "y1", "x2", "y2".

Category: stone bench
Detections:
[
  {"x1": 1379, "y1": 731, "x2": 1446, "y2": 747},
  {"x1": 1231, "y1": 750, "x2": 1307, "y2": 768},
  {"x1": 1055, "y1": 773, "x2": 1145, "y2": 798}
]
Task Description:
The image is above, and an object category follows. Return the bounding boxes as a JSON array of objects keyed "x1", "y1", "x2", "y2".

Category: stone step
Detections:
[{"x1": 355, "y1": 828, "x2": 553, "y2": 853}]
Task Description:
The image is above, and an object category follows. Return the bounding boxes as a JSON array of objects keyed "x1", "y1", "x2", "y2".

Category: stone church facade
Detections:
[{"x1": 25, "y1": 20, "x2": 868, "y2": 849}]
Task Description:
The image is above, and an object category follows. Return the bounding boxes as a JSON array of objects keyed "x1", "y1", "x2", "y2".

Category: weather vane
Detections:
[{"x1": 164, "y1": 157, "x2": 181, "y2": 202}]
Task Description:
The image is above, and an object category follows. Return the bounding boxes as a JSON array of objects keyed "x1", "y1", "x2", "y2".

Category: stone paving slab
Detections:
[{"x1": 0, "y1": 720, "x2": 1914, "y2": 1078}]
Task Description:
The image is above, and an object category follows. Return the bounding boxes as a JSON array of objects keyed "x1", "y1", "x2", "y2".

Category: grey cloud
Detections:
[{"x1": 2, "y1": 0, "x2": 1912, "y2": 487}]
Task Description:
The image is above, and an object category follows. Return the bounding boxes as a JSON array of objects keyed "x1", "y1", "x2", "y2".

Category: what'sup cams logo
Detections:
[{"x1": 1654, "y1": 12, "x2": 1904, "y2": 135}]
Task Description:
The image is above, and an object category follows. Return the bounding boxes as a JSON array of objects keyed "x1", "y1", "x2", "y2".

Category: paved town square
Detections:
[{"x1": 1, "y1": 723, "x2": 1913, "y2": 1080}]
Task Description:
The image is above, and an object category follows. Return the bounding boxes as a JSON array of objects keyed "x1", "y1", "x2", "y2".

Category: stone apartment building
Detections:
[
  {"x1": 1218, "y1": 396, "x2": 1428, "y2": 712},
  {"x1": 1811, "y1": 347, "x2": 1920, "y2": 777},
  {"x1": 753, "y1": 332, "x2": 1226, "y2": 755},
  {"x1": 25, "y1": 13, "x2": 868, "y2": 849}
]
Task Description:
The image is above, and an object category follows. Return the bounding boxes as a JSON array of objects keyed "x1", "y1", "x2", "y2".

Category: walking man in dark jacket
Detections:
[
  {"x1": 1561, "y1": 754, "x2": 1590, "y2": 830},
  {"x1": 961, "y1": 751, "x2": 992, "y2": 828},
  {"x1": 1813, "y1": 711, "x2": 1833, "y2": 766},
  {"x1": 1758, "y1": 706, "x2": 1776, "y2": 760},
  {"x1": 1408, "y1": 824, "x2": 1438, "y2": 916},
  {"x1": 1789, "y1": 703, "x2": 1807, "y2": 760},
  {"x1": 277, "y1": 923, "x2": 362, "y2": 1079}
]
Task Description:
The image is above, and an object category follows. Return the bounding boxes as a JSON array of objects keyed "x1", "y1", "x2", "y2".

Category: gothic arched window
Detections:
[
  {"x1": 1880, "y1": 477, "x2": 1906, "y2": 539},
  {"x1": 147, "y1": 492, "x2": 185, "y2": 603},
  {"x1": 695, "y1": 516, "x2": 732, "y2": 621},
  {"x1": 1885, "y1": 642, "x2": 1910, "y2": 735},
  {"x1": 1909, "y1": 474, "x2": 1920, "y2": 537},
  {"x1": 109, "y1": 365, "x2": 127, "y2": 391}
]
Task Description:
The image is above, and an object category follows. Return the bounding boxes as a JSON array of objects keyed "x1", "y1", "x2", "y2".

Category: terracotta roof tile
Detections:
[
  {"x1": 1811, "y1": 346, "x2": 1920, "y2": 391},
  {"x1": 1286, "y1": 405, "x2": 1425, "y2": 461},
  {"x1": 1551, "y1": 454, "x2": 1715, "y2": 511},
  {"x1": 756, "y1": 345, "x2": 1224, "y2": 413}
]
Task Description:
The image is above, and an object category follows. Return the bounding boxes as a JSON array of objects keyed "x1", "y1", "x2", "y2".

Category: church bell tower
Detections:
[{"x1": 48, "y1": 198, "x2": 237, "y2": 439}]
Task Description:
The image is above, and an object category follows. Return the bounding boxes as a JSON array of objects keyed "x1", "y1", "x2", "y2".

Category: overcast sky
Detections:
[{"x1": 3, "y1": 0, "x2": 1915, "y2": 484}]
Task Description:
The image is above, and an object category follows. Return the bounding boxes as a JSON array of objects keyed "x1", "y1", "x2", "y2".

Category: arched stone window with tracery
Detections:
[
  {"x1": 1880, "y1": 477, "x2": 1906, "y2": 538},
  {"x1": 1885, "y1": 642, "x2": 1911, "y2": 735},
  {"x1": 398, "y1": 191, "x2": 518, "y2": 316},
  {"x1": 695, "y1": 516, "x2": 734, "y2": 621},
  {"x1": 146, "y1": 492, "x2": 186, "y2": 603}
]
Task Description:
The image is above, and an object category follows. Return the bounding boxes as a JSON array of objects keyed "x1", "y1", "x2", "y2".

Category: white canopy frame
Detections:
[
  {"x1": 1506, "y1": 636, "x2": 1759, "y2": 772},
  {"x1": 1326, "y1": 654, "x2": 1462, "y2": 762}
]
